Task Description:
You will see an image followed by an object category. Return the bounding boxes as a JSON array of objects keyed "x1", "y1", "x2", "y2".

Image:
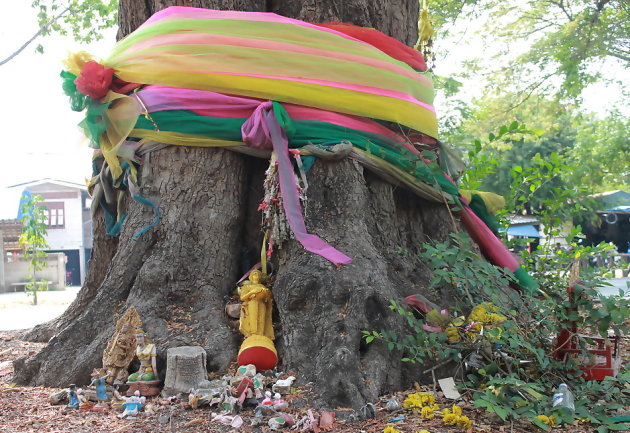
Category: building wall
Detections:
[
  {"x1": 23, "y1": 183, "x2": 91, "y2": 284},
  {"x1": 0, "y1": 230, "x2": 4, "y2": 291},
  {"x1": 34, "y1": 191, "x2": 83, "y2": 251},
  {"x1": 1, "y1": 253, "x2": 65, "y2": 292}
]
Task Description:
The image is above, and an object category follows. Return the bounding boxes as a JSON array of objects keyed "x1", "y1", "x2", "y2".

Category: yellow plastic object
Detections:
[
  {"x1": 238, "y1": 270, "x2": 274, "y2": 339},
  {"x1": 237, "y1": 269, "x2": 277, "y2": 370},
  {"x1": 237, "y1": 334, "x2": 278, "y2": 371}
]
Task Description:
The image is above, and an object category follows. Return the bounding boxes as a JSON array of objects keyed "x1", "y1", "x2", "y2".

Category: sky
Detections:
[
  {"x1": 0, "y1": 4, "x2": 115, "y2": 189},
  {"x1": 0, "y1": 4, "x2": 115, "y2": 218},
  {"x1": 0, "y1": 3, "x2": 626, "y2": 219}
]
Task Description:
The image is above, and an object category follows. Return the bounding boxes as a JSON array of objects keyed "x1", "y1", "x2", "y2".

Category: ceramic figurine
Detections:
[
  {"x1": 126, "y1": 329, "x2": 161, "y2": 396},
  {"x1": 262, "y1": 390, "x2": 273, "y2": 405},
  {"x1": 272, "y1": 392, "x2": 288, "y2": 410},
  {"x1": 67, "y1": 384, "x2": 79, "y2": 409},
  {"x1": 120, "y1": 390, "x2": 146, "y2": 419},
  {"x1": 77, "y1": 388, "x2": 91, "y2": 409},
  {"x1": 111, "y1": 385, "x2": 126, "y2": 409},
  {"x1": 128, "y1": 330, "x2": 158, "y2": 382},
  {"x1": 237, "y1": 270, "x2": 277, "y2": 370},
  {"x1": 90, "y1": 375, "x2": 109, "y2": 405}
]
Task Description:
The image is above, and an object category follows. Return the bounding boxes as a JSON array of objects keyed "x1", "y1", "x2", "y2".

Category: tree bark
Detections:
[{"x1": 13, "y1": 0, "x2": 471, "y2": 409}]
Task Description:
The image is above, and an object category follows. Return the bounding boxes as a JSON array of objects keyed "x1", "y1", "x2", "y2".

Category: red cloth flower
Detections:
[
  {"x1": 74, "y1": 61, "x2": 114, "y2": 99},
  {"x1": 257, "y1": 201, "x2": 269, "y2": 211}
]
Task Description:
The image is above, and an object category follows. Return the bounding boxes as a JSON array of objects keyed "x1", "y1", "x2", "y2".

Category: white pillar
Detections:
[
  {"x1": 0, "y1": 231, "x2": 5, "y2": 291},
  {"x1": 79, "y1": 245, "x2": 86, "y2": 285}
]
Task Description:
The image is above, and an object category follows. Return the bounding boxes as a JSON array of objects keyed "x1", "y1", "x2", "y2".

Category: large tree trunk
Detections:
[{"x1": 13, "y1": 0, "x2": 464, "y2": 409}]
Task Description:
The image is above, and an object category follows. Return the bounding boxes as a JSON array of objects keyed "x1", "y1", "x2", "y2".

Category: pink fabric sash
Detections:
[{"x1": 241, "y1": 101, "x2": 352, "y2": 265}]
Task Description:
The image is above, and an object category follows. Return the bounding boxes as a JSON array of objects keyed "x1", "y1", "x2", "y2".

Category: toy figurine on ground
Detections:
[
  {"x1": 126, "y1": 329, "x2": 161, "y2": 396},
  {"x1": 77, "y1": 388, "x2": 92, "y2": 410},
  {"x1": 111, "y1": 385, "x2": 126, "y2": 409},
  {"x1": 67, "y1": 384, "x2": 79, "y2": 409},
  {"x1": 262, "y1": 390, "x2": 273, "y2": 405},
  {"x1": 272, "y1": 392, "x2": 288, "y2": 410},
  {"x1": 120, "y1": 390, "x2": 146, "y2": 419},
  {"x1": 90, "y1": 375, "x2": 109, "y2": 407},
  {"x1": 237, "y1": 269, "x2": 277, "y2": 370}
]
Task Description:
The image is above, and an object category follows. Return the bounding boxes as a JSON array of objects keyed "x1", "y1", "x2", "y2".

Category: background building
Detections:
[{"x1": 4, "y1": 179, "x2": 93, "y2": 286}]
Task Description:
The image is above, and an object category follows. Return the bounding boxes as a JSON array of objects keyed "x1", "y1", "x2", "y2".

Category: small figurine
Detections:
[
  {"x1": 126, "y1": 328, "x2": 161, "y2": 396},
  {"x1": 272, "y1": 375, "x2": 295, "y2": 394},
  {"x1": 272, "y1": 392, "x2": 288, "y2": 410},
  {"x1": 77, "y1": 388, "x2": 92, "y2": 410},
  {"x1": 90, "y1": 375, "x2": 109, "y2": 406},
  {"x1": 120, "y1": 390, "x2": 146, "y2": 419},
  {"x1": 188, "y1": 388, "x2": 200, "y2": 409},
  {"x1": 127, "y1": 330, "x2": 158, "y2": 382},
  {"x1": 67, "y1": 384, "x2": 79, "y2": 409},
  {"x1": 111, "y1": 385, "x2": 126, "y2": 409},
  {"x1": 262, "y1": 390, "x2": 273, "y2": 405}
]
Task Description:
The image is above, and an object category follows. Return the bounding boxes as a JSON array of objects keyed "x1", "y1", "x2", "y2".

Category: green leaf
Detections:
[
  {"x1": 473, "y1": 398, "x2": 492, "y2": 409},
  {"x1": 494, "y1": 405, "x2": 509, "y2": 421},
  {"x1": 610, "y1": 309, "x2": 624, "y2": 324},
  {"x1": 598, "y1": 318, "x2": 611, "y2": 335},
  {"x1": 523, "y1": 387, "x2": 544, "y2": 401}
]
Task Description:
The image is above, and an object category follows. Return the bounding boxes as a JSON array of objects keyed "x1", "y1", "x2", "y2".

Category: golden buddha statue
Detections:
[{"x1": 237, "y1": 269, "x2": 277, "y2": 370}]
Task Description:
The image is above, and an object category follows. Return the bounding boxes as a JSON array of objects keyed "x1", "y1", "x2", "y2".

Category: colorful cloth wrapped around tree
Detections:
[{"x1": 60, "y1": 6, "x2": 537, "y2": 290}]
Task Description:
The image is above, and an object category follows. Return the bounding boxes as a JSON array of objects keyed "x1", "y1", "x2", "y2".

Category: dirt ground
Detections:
[
  {"x1": 3, "y1": 330, "x2": 626, "y2": 433},
  {"x1": 0, "y1": 288, "x2": 80, "y2": 331}
]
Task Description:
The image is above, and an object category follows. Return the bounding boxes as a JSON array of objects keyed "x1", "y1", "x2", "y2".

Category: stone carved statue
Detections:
[
  {"x1": 237, "y1": 269, "x2": 277, "y2": 370},
  {"x1": 101, "y1": 307, "x2": 143, "y2": 384}
]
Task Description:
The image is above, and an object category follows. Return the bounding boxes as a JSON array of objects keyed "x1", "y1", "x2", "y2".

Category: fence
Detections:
[{"x1": 0, "y1": 253, "x2": 66, "y2": 292}]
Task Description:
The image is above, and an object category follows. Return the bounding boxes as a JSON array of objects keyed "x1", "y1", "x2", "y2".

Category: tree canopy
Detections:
[{"x1": 431, "y1": 0, "x2": 629, "y2": 100}]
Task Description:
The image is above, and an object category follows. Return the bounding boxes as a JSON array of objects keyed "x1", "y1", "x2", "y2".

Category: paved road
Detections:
[{"x1": 0, "y1": 287, "x2": 79, "y2": 331}]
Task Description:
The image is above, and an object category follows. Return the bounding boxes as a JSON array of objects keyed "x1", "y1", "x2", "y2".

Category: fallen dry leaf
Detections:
[{"x1": 183, "y1": 418, "x2": 205, "y2": 427}]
